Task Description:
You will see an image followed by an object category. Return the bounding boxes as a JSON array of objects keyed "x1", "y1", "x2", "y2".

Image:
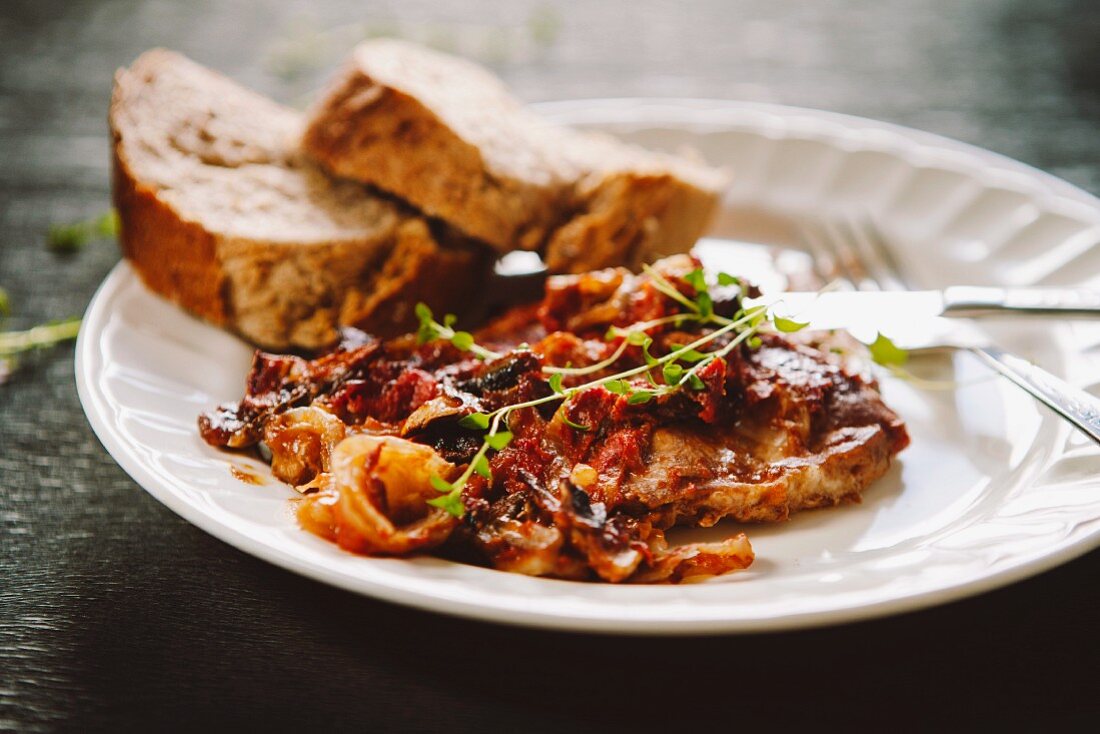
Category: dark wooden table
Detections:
[{"x1": 3, "y1": 0, "x2": 1098, "y2": 730}]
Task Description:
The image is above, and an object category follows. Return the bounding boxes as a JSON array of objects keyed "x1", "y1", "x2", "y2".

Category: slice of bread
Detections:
[
  {"x1": 110, "y1": 49, "x2": 492, "y2": 351},
  {"x1": 301, "y1": 39, "x2": 728, "y2": 273}
]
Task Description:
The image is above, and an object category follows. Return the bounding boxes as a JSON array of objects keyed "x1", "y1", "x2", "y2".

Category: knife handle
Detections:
[
  {"x1": 972, "y1": 347, "x2": 1100, "y2": 445},
  {"x1": 943, "y1": 286, "x2": 1100, "y2": 316}
]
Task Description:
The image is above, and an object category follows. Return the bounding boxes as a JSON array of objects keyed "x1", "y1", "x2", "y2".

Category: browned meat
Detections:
[{"x1": 199, "y1": 256, "x2": 908, "y2": 583}]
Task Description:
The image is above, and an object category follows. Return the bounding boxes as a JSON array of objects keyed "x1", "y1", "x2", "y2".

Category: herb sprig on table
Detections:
[
  {"x1": 0, "y1": 210, "x2": 119, "y2": 384},
  {"x1": 46, "y1": 210, "x2": 119, "y2": 252},
  {"x1": 0, "y1": 315, "x2": 82, "y2": 384},
  {"x1": 0, "y1": 278, "x2": 82, "y2": 384}
]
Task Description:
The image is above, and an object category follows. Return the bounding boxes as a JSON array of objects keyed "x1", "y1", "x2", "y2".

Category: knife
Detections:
[
  {"x1": 493, "y1": 247, "x2": 1100, "y2": 319},
  {"x1": 921, "y1": 285, "x2": 1100, "y2": 316},
  {"x1": 757, "y1": 288, "x2": 1100, "y2": 340}
]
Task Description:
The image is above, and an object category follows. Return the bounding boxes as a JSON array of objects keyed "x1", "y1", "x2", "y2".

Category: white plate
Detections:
[{"x1": 77, "y1": 99, "x2": 1100, "y2": 634}]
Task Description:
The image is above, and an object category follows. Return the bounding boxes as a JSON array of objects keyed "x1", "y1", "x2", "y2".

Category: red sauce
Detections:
[{"x1": 230, "y1": 465, "x2": 265, "y2": 485}]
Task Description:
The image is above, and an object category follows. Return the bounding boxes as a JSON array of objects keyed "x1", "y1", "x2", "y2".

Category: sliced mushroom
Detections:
[{"x1": 401, "y1": 394, "x2": 469, "y2": 435}]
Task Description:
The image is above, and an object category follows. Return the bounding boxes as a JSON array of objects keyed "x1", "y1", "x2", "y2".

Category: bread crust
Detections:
[
  {"x1": 302, "y1": 61, "x2": 564, "y2": 254},
  {"x1": 112, "y1": 139, "x2": 231, "y2": 327},
  {"x1": 110, "y1": 49, "x2": 492, "y2": 351},
  {"x1": 302, "y1": 40, "x2": 729, "y2": 273}
]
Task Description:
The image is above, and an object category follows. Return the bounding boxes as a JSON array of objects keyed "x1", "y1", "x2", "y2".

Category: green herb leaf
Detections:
[
  {"x1": 669, "y1": 344, "x2": 710, "y2": 363},
  {"x1": 604, "y1": 326, "x2": 619, "y2": 341},
  {"x1": 560, "y1": 415, "x2": 590, "y2": 432},
  {"x1": 47, "y1": 224, "x2": 88, "y2": 252},
  {"x1": 686, "y1": 373, "x2": 706, "y2": 390},
  {"x1": 427, "y1": 493, "x2": 465, "y2": 518},
  {"x1": 642, "y1": 263, "x2": 702, "y2": 314},
  {"x1": 641, "y1": 337, "x2": 658, "y2": 366},
  {"x1": 46, "y1": 210, "x2": 120, "y2": 252},
  {"x1": 695, "y1": 291, "x2": 714, "y2": 319},
  {"x1": 415, "y1": 303, "x2": 436, "y2": 344},
  {"x1": 627, "y1": 390, "x2": 654, "y2": 405},
  {"x1": 429, "y1": 474, "x2": 454, "y2": 493},
  {"x1": 626, "y1": 331, "x2": 649, "y2": 346},
  {"x1": 868, "y1": 332, "x2": 908, "y2": 367},
  {"x1": 458, "y1": 412, "x2": 491, "y2": 430},
  {"x1": 684, "y1": 268, "x2": 707, "y2": 293},
  {"x1": 604, "y1": 379, "x2": 630, "y2": 395},
  {"x1": 717, "y1": 272, "x2": 741, "y2": 287},
  {"x1": 548, "y1": 372, "x2": 565, "y2": 394},
  {"x1": 773, "y1": 316, "x2": 809, "y2": 333},
  {"x1": 450, "y1": 331, "x2": 475, "y2": 351},
  {"x1": 662, "y1": 362, "x2": 684, "y2": 385},
  {"x1": 747, "y1": 336, "x2": 762, "y2": 349},
  {"x1": 486, "y1": 431, "x2": 513, "y2": 451},
  {"x1": 473, "y1": 455, "x2": 492, "y2": 480},
  {"x1": 0, "y1": 287, "x2": 9, "y2": 317},
  {"x1": 96, "y1": 210, "x2": 120, "y2": 237}
]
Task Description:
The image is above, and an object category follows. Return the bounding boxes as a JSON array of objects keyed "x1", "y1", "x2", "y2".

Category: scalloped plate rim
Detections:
[
  {"x1": 533, "y1": 97, "x2": 1100, "y2": 215},
  {"x1": 76, "y1": 98, "x2": 1100, "y2": 635}
]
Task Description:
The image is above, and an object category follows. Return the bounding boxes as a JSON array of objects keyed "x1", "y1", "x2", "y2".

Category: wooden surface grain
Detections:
[{"x1": 2, "y1": 0, "x2": 1098, "y2": 730}]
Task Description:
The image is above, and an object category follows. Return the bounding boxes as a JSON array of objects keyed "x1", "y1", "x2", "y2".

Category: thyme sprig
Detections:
[
  {"x1": 47, "y1": 210, "x2": 119, "y2": 252},
  {"x1": 0, "y1": 318, "x2": 82, "y2": 353},
  {"x1": 0, "y1": 317, "x2": 82, "y2": 384},
  {"x1": 542, "y1": 338, "x2": 630, "y2": 376},
  {"x1": 416, "y1": 264, "x2": 911, "y2": 519},
  {"x1": 641, "y1": 264, "x2": 735, "y2": 326},
  {"x1": 426, "y1": 304, "x2": 774, "y2": 518},
  {"x1": 415, "y1": 303, "x2": 502, "y2": 361}
]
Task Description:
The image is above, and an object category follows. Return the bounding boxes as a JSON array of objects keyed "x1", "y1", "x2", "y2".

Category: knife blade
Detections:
[
  {"x1": 752, "y1": 289, "x2": 1100, "y2": 446},
  {"x1": 749, "y1": 290, "x2": 991, "y2": 351},
  {"x1": 758, "y1": 285, "x2": 1100, "y2": 323}
]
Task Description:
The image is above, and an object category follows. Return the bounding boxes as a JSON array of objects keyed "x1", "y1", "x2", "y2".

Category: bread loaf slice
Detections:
[
  {"x1": 301, "y1": 39, "x2": 727, "y2": 273},
  {"x1": 110, "y1": 49, "x2": 492, "y2": 351}
]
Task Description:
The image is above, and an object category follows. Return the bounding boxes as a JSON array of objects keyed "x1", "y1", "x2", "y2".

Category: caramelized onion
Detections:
[
  {"x1": 631, "y1": 532, "x2": 755, "y2": 584},
  {"x1": 305, "y1": 435, "x2": 459, "y2": 555},
  {"x1": 263, "y1": 407, "x2": 347, "y2": 486}
]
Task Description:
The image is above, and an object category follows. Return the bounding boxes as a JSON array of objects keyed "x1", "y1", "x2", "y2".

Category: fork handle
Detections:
[
  {"x1": 943, "y1": 286, "x2": 1100, "y2": 316},
  {"x1": 971, "y1": 347, "x2": 1100, "y2": 445}
]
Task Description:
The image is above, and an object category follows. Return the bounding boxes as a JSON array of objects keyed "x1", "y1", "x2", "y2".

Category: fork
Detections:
[{"x1": 799, "y1": 214, "x2": 1100, "y2": 446}]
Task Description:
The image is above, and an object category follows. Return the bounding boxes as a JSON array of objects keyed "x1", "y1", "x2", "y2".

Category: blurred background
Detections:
[
  {"x1": 3, "y1": 1, "x2": 1100, "y2": 728},
  {"x1": 3, "y1": 0, "x2": 1100, "y2": 315}
]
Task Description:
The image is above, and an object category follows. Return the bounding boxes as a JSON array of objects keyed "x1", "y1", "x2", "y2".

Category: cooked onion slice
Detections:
[
  {"x1": 263, "y1": 407, "x2": 347, "y2": 486},
  {"x1": 632, "y1": 532, "x2": 755, "y2": 584},
  {"x1": 302, "y1": 435, "x2": 459, "y2": 556}
]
